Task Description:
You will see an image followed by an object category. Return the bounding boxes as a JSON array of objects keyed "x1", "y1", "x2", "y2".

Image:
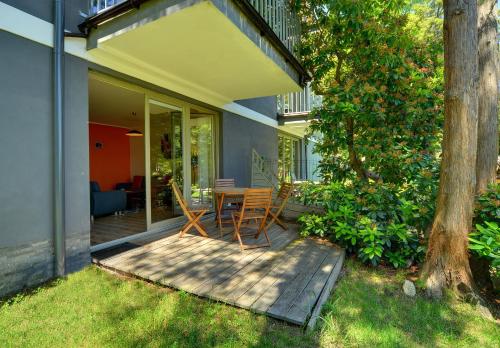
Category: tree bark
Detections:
[
  {"x1": 345, "y1": 117, "x2": 382, "y2": 181},
  {"x1": 422, "y1": 0, "x2": 478, "y2": 298},
  {"x1": 345, "y1": 117, "x2": 368, "y2": 180},
  {"x1": 476, "y1": 0, "x2": 499, "y2": 194}
]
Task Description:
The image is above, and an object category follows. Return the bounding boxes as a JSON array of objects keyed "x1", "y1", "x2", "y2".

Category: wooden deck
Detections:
[{"x1": 92, "y1": 220, "x2": 344, "y2": 327}]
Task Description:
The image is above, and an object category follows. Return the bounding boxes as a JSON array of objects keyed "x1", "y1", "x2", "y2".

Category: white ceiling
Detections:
[
  {"x1": 89, "y1": 77, "x2": 145, "y2": 130},
  {"x1": 88, "y1": 76, "x2": 215, "y2": 131}
]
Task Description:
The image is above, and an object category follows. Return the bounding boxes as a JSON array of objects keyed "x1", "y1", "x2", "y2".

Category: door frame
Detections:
[{"x1": 89, "y1": 71, "x2": 219, "y2": 251}]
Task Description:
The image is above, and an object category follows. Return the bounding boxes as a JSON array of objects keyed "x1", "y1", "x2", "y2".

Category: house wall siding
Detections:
[
  {"x1": 2, "y1": 0, "x2": 89, "y2": 33},
  {"x1": 220, "y1": 112, "x2": 278, "y2": 187},
  {"x1": 235, "y1": 96, "x2": 277, "y2": 121},
  {"x1": 0, "y1": 2, "x2": 286, "y2": 297},
  {"x1": 0, "y1": 31, "x2": 90, "y2": 298}
]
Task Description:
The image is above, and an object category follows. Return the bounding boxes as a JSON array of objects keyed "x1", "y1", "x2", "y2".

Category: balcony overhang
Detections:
[
  {"x1": 80, "y1": 0, "x2": 306, "y2": 106},
  {"x1": 277, "y1": 112, "x2": 318, "y2": 137}
]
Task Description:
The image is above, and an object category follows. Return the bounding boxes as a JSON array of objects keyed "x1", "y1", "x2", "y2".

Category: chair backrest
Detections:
[
  {"x1": 171, "y1": 181, "x2": 189, "y2": 215},
  {"x1": 241, "y1": 188, "x2": 273, "y2": 211},
  {"x1": 277, "y1": 182, "x2": 293, "y2": 201},
  {"x1": 274, "y1": 182, "x2": 294, "y2": 213},
  {"x1": 215, "y1": 178, "x2": 235, "y2": 189},
  {"x1": 132, "y1": 176, "x2": 144, "y2": 190}
]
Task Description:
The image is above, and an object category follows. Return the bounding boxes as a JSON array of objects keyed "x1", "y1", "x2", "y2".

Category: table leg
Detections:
[{"x1": 217, "y1": 193, "x2": 225, "y2": 236}]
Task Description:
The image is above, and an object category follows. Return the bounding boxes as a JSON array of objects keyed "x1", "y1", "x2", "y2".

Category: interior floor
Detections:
[{"x1": 91, "y1": 208, "x2": 174, "y2": 246}]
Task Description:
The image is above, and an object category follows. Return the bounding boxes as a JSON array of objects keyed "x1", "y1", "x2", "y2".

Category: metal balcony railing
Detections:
[
  {"x1": 88, "y1": 0, "x2": 301, "y2": 58},
  {"x1": 247, "y1": 0, "x2": 301, "y2": 57},
  {"x1": 89, "y1": 0, "x2": 124, "y2": 15},
  {"x1": 278, "y1": 84, "x2": 322, "y2": 115}
]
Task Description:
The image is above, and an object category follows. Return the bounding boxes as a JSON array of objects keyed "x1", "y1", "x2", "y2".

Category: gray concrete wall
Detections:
[
  {"x1": 235, "y1": 96, "x2": 277, "y2": 120},
  {"x1": 220, "y1": 112, "x2": 278, "y2": 187},
  {"x1": 64, "y1": 54, "x2": 91, "y2": 273},
  {"x1": 0, "y1": 31, "x2": 90, "y2": 297}
]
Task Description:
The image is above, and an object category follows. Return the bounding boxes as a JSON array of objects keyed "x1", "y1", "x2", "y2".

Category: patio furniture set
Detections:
[{"x1": 172, "y1": 179, "x2": 294, "y2": 250}]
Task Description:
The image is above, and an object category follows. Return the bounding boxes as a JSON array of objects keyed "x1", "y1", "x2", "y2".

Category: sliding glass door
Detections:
[
  {"x1": 190, "y1": 110, "x2": 215, "y2": 208},
  {"x1": 146, "y1": 99, "x2": 185, "y2": 228},
  {"x1": 146, "y1": 101, "x2": 217, "y2": 229},
  {"x1": 278, "y1": 134, "x2": 300, "y2": 182},
  {"x1": 88, "y1": 72, "x2": 219, "y2": 248}
]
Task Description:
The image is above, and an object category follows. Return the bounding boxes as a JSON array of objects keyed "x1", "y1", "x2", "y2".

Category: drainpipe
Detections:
[{"x1": 53, "y1": 0, "x2": 65, "y2": 277}]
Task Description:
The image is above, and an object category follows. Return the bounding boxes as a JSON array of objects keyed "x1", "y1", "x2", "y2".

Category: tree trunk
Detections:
[
  {"x1": 422, "y1": 0, "x2": 478, "y2": 298},
  {"x1": 476, "y1": 0, "x2": 499, "y2": 194},
  {"x1": 345, "y1": 117, "x2": 368, "y2": 180}
]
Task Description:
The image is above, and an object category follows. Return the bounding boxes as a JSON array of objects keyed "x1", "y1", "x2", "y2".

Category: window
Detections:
[{"x1": 278, "y1": 134, "x2": 300, "y2": 182}]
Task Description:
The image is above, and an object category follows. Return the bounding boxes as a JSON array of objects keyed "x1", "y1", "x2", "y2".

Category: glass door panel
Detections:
[
  {"x1": 190, "y1": 111, "x2": 215, "y2": 208},
  {"x1": 278, "y1": 135, "x2": 285, "y2": 181},
  {"x1": 148, "y1": 100, "x2": 183, "y2": 224}
]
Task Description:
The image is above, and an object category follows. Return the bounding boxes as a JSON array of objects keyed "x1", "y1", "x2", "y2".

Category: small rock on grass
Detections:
[
  {"x1": 476, "y1": 303, "x2": 494, "y2": 321},
  {"x1": 403, "y1": 280, "x2": 416, "y2": 297}
]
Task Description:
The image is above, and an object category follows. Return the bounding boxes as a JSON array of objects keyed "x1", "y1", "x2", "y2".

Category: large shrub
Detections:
[
  {"x1": 299, "y1": 0, "x2": 443, "y2": 186},
  {"x1": 297, "y1": 181, "x2": 429, "y2": 268}
]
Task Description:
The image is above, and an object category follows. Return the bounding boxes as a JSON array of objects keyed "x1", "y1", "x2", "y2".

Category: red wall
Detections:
[{"x1": 89, "y1": 123, "x2": 131, "y2": 191}]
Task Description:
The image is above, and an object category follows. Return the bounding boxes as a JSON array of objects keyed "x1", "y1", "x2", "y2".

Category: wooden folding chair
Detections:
[
  {"x1": 266, "y1": 182, "x2": 294, "y2": 230},
  {"x1": 172, "y1": 181, "x2": 209, "y2": 238},
  {"x1": 215, "y1": 178, "x2": 242, "y2": 226},
  {"x1": 231, "y1": 188, "x2": 273, "y2": 251},
  {"x1": 215, "y1": 179, "x2": 242, "y2": 206}
]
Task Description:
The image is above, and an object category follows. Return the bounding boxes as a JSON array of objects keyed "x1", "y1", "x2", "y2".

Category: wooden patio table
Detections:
[{"x1": 214, "y1": 187, "x2": 246, "y2": 234}]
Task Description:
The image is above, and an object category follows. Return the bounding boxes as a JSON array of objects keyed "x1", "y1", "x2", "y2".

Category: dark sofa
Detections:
[{"x1": 90, "y1": 181, "x2": 127, "y2": 217}]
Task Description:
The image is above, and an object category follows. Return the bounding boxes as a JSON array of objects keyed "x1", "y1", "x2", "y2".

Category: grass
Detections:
[{"x1": 1, "y1": 260, "x2": 498, "y2": 348}]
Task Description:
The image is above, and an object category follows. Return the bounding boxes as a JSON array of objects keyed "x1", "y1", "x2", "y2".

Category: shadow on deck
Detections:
[{"x1": 92, "y1": 220, "x2": 344, "y2": 328}]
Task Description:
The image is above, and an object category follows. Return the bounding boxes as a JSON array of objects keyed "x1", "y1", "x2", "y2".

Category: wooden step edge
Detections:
[{"x1": 306, "y1": 248, "x2": 345, "y2": 332}]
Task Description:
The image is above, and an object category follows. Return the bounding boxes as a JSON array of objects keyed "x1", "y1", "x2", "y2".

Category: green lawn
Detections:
[{"x1": 1, "y1": 260, "x2": 498, "y2": 348}]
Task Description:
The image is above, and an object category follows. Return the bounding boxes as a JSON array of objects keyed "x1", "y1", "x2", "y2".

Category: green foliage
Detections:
[
  {"x1": 298, "y1": 0, "x2": 443, "y2": 188},
  {"x1": 295, "y1": 0, "x2": 444, "y2": 269},
  {"x1": 2, "y1": 264, "x2": 499, "y2": 347},
  {"x1": 0, "y1": 267, "x2": 315, "y2": 347},
  {"x1": 474, "y1": 183, "x2": 500, "y2": 225},
  {"x1": 469, "y1": 222, "x2": 500, "y2": 269},
  {"x1": 319, "y1": 259, "x2": 500, "y2": 347},
  {"x1": 469, "y1": 184, "x2": 500, "y2": 279},
  {"x1": 297, "y1": 181, "x2": 427, "y2": 268}
]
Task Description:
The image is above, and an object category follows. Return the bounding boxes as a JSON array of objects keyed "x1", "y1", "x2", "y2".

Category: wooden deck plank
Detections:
[
  {"x1": 100, "y1": 234, "x2": 197, "y2": 267},
  {"x1": 239, "y1": 242, "x2": 327, "y2": 312},
  {"x1": 251, "y1": 244, "x2": 331, "y2": 315},
  {"x1": 183, "y1": 231, "x2": 295, "y2": 294},
  {"x1": 126, "y1": 234, "x2": 234, "y2": 281},
  {"x1": 99, "y1": 221, "x2": 220, "y2": 267},
  {"x1": 142, "y1": 232, "x2": 242, "y2": 282},
  {"x1": 161, "y1": 241, "x2": 247, "y2": 287},
  {"x1": 307, "y1": 249, "x2": 345, "y2": 331},
  {"x1": 208, "y1": 240, "x2": 312, "y2": 306},
  {"x1": 266, "y1": 244, "x2": 334, "y2": 318},
  {"x1": 114, "y1": 235, "x2": 220, "y2": 275},
  {"x1": 92, "y1": 221, "x2": 344, "y2": 327},
  {"x1": 285, "y1": 248, "x2": 343, "y2": 324},
  {"x1": 192, "y1": 230, "x2": 297, "y2": 297}
]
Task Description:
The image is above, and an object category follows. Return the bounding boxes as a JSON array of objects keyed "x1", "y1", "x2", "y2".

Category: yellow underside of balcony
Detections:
[{"x1": 88, "y1": 1, "x2": 301, "y2": 107}]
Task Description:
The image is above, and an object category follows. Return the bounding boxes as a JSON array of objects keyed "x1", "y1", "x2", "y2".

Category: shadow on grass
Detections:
[
  {"x1": 316, "y1": 260, "x2": 500, "y2": 347},
  {"x1": 2, "y1": 258, "x2": 497, "y2": 347},
  {"x1": 91, "y1": 270, "x2": 319, "y2": 348},
  {"x1": 0, "y1": 276, "x2": 66, "y2": 306}
]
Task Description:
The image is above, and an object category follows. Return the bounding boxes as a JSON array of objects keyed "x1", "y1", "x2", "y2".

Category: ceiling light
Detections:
[{"x1": 126, "y1": 129, "x2": 143, "y2": 137}]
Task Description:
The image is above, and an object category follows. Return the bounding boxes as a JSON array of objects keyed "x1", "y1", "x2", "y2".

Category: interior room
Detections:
[
  {"x1": 88, "y1": 74, "x2": 218, "y2": 247},
  {"x1": 88, "y1": 76, "x2": 147, "y2": 245}
]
